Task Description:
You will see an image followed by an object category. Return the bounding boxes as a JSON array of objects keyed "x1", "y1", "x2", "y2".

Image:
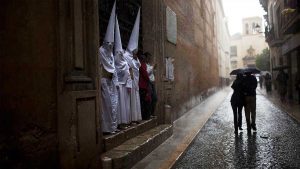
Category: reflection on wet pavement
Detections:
[{"x1": 173, "y1": 93, "x2": 300, "y2": 168}]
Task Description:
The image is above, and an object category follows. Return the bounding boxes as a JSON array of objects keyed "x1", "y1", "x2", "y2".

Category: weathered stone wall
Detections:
[
  {"x1": 0, "y1": 0, "x2": 58, "y2": 168},
  {"x1": 164, "y1": 0, "x2": 219, "y2": 120}
]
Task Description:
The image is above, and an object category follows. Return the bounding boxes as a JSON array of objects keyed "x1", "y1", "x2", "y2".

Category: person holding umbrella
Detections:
[
  {"x1": 230, "y1": 73, "x2": 245, "y2": 134},
  {"x1": 243, "y1": 71, "x2": 258, "y2": 133}
]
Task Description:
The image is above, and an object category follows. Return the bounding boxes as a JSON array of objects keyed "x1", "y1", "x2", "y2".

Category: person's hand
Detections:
[
  {"x1": 129, "y1": 68, "x2": 134, "y2": 79},
  {"x1": 153, "y1": 63, "x2": 157, "y2": 69}
]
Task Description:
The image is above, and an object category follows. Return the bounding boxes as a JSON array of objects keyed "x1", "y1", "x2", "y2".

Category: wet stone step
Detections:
[
  {"x1": 102, "y1": 124, "x2": 173, "y2": 169},
  {"x1": 103, "y1": 117, "x2": 158, "y2": 152}
]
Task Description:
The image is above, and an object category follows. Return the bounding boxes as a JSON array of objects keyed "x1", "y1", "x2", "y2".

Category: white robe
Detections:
[
  {"x1": 115, "y1": 52, "x2": 132, "y2": 124},
  {"x1": 100, "y1": 77, "x2": 118, "y2": 133},
  {"x1": 99, "y1": 45, "x2": 119, "y2": 133},
  {"x1": 124, "y1": 51, "x2": 142, "y2": 121}
]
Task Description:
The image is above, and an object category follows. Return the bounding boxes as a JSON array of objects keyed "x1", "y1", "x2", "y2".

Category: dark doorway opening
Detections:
[{"x1": 99, "y1": 0, "x2": 143, "y2": 51}]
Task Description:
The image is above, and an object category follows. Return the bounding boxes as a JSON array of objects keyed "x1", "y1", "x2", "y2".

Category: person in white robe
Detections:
[
  {"x1": 114, "y1": 17, "x2": 132, "y2": 126},
  {"x1": 124, "y1": 8, "x2": 142, "y2": 122},
  {"x1": 99, "y1": 2, "x2": 119, "y2": 134},
  {"x1": 124, "y1": 50, "x2": 142, "y2": 122}
]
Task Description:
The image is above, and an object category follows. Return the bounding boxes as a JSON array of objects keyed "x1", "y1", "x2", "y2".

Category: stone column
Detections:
[
  {"x1": 57, "y1": 0, "x2": 101, "y2": 168},
  {"x1": 142, "y1": 0, "x2": 169, "y2": 124}
]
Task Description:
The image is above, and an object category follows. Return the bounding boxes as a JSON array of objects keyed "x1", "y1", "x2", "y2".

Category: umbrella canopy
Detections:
[
  {"x1": 230, "y1": 67, "x2": 261, "y2": 75},
  {"x1": 230, "y1": 68, "x2": 244, "y2": 75},
  {"x1": 244, "y1": 67, "x2": 261, "y2": 74}
]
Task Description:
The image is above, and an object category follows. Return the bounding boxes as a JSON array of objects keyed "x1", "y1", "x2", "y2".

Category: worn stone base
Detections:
[
  {"x1": 101, "y1": 124, "x2": 173, "y2": 169},
  {"x1": 103, "y1": 118, "x2": 158, "y2": 152}
]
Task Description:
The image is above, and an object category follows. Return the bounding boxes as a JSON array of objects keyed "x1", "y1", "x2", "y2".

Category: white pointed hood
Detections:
[
  {"x1": 114, "y1": 17, "x2": 123, "y2": 55},
  {"x1": 104, "y1": 1, "x2": 116, "y2": 43},
  {"x1": 127, "y1": 8, "x2": 140, "y2": 52}
]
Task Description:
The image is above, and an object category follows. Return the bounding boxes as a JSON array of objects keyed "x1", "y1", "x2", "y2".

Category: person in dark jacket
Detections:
[
  {"x1": 230, "y1": 73, "x2": 244, "y2": 134},
  {"x1": 265, "y1": 73, "x2": 272, "y2": 92},
  {"x1": 276, "y1": 69, "x2": 289, "y2": 103},
  {"x1": 139, "y1": 54, "x2": 151, "y2": 120},
  {"x1": 243, "y1": 71, "x2": 258, "y2": 132}
]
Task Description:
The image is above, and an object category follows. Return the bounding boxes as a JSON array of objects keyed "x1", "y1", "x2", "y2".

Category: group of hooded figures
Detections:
[
  {"x1": 230, "y1": 72, "x2": 258, "y2": 134},
  {"x1": 99, "y1": 2, "x2": 156, "y2": 134}
]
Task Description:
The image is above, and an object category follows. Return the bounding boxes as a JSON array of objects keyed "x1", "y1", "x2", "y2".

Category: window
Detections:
[
  {"x1": 252, "y1": 22, "x2": 256, "y2": 34},
  {"x1": 230, "y1": 46, "x2": 237, "y2": 57},
  {"x1": 231, "y1": 61, "x2": 237, "y2": 69}
]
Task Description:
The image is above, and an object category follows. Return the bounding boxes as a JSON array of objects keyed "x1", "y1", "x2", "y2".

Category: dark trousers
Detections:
[
  {"x1": 245, "y1": 96, "x2": 256, "y2": 129},
  {"x1": 231, "y1": 103, "x2": 243, "y2": 131},
  {"x1": 139, "y1": 89, "x2": 150, "y2": 120},
  {"x1": 149, "y1": 82, "x2": 157, "y2": 116}
]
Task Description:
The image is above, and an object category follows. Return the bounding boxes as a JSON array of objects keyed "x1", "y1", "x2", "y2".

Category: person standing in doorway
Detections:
[
  {"x1": 123, "y1": 8, "x2": 142, "y2": 123},
  {"x1": 145, "y1": 52, "x2": 157, "y2": 118},
  {"x1": 139, "y1": 54, "x2": 151, "y2": 120},
  {"x1": 259, "y1": 75, "x2": 263, "y2": 88},
  {"x1": 243, "y1": 71, "x2": 258, "y2": 133},
  {"x1": 265, "y1": 73, "x2": 272, "y2": 92},
  {"x1": 114, "y1": 17, "x2": 132, "y2": 128},
  {"x1": 276, "y1": 69, "x2": 289, "y2": 103},
  {"x1": 230, "y1": 73, "x2": 245, "y2": 134},
  {"x1": 99, "y1": 2, "x2": 119, "y2": 134}
]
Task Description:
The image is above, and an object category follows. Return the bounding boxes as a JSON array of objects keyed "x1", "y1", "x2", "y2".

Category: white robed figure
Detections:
[
  {"x1": 99, "y1": 2, "x2": 119, "y2": 133},
  {"x1": 124, "y1": 8, "x2": 142, "y2": 122},
  {"x1": 114, "y1": 17, "x2": 132, "y2": 125}
]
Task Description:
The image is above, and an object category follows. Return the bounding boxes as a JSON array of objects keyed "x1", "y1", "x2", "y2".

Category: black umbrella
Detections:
[
  {"x1": 230, "y1": 68, "x2": 244, "y2": 75},
  {"x1": 243, "y1": 67, "x2": 261, "y2": 74},
  {"x1": 230, "y1": 67, "x2": 261, "y2": 75}
]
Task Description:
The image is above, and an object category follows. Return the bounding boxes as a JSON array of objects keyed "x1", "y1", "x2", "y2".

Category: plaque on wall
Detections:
[
  {"x1": 166, "y1": 6, "x2": 177, "y2": 45},
  {"x1": 166, "y1": 57, "x2": 174, "y2": 81}
]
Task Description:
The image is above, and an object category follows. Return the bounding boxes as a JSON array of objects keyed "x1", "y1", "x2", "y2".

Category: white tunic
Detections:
[
  {"x1": 124, "y1": 51, "x2": 142, "y2": 121},
  {"x1": 99, "y1": 46, "x2": 119, "y2": 133},
  {"x1": 115, "y1": 52, "x2": 132, "y2": 124},
  {"x1": 100, "y1": 78, "x2": 118, "y2": 133}
]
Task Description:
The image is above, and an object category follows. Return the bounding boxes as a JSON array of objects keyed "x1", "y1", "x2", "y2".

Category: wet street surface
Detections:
[{"x1": 173, "y1": 92, "x2": 300, "y2": 169}]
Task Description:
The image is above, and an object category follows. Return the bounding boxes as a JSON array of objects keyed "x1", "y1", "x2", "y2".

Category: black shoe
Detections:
[
  {"x1": 234, "y1": 130, "x2": 238, "y2": 135},
  {"x1": 239, "y1": 127, "x2": 243, "y2": 130},
  {"x1": 251, "y1": 125, "x2": 257, "y2": 131}
]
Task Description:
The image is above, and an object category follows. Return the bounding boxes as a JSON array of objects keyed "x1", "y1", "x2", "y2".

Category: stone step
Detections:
[
  {"x1": 102, "y1": 124, "x2": 173, "y2": 169},
  {"x1": 103, "y1": 117, "x2": 158, "y2": 152}
]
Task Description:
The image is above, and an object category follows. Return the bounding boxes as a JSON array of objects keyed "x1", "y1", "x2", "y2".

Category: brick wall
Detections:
[{"x1": 164, "y1": 0, "x2": 219, "y2": 120}]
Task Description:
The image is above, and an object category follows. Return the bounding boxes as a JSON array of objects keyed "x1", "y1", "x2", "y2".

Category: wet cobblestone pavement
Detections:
[{"x1": 173, "y1": 92, "x2": 300, "y2": 169}]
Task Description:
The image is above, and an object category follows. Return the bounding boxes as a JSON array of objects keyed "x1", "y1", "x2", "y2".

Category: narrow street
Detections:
[
  {"x1": 2, "y1": 0, "x2": 300, "y2": 168},
  {"x1": 173, "y1": 91, "x2": 300, "y2": 168}
]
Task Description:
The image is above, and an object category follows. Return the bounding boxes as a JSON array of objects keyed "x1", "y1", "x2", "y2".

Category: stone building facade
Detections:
[
  {"x1": 230, "y1": 17, "x2": 269, "y2": 70},
  {"x1": 260, "y1": 0, "x2": 300, "y2": 102},
  {"x1": 216, "y1": 0, "x2": 231, "y2": 87},
  {"x1": 0, "y1": 0, "x2": 227, "y2": 168}
]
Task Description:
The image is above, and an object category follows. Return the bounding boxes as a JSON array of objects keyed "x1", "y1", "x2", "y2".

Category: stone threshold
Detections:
[
  {"x1": 103, "y1": 117, "x2": 159, "y2": 152},
  {"x1": 102, "y1": 124, "x2": 173, "y2": 169}
]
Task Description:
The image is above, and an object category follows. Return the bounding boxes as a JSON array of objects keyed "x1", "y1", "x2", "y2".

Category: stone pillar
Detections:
[
  {"x1": 57, "y1": 0, "x2": 101, "y2": 168},
  {"x1": 142, "y1": 0, "x2": 167, "y2": 124}
]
